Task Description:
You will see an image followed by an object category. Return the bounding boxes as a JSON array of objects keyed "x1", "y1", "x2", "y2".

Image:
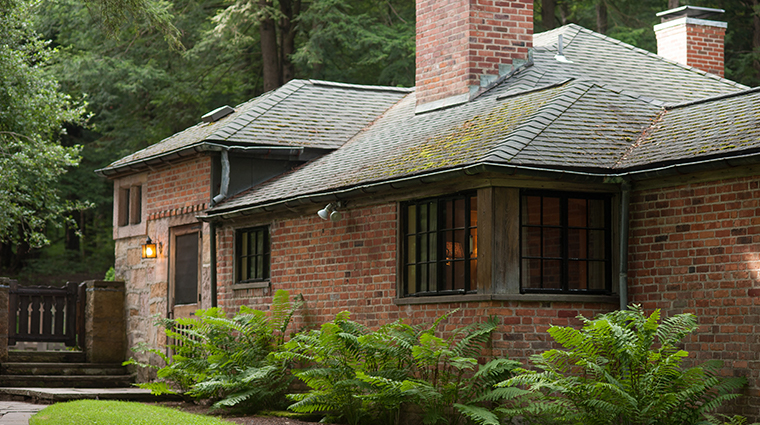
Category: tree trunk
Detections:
[
  {"x1": 259, "y1": 0, "x2": 280, "y2": 91},
  {"x1": 754, "y1": 0, "x2": 760, "y2": 80},
  {"x1": 596, "y1": 0, "x2": 608, "y2": 34},
  {"x1": 279, "y1": 0, "x2": 299, "y2": 84},
  {"x1": 668, "y1": 0, "x2": 679, "y2": 9},
  {"x1": 542, "y1": 0, "x2": 556, "y2": 30}
]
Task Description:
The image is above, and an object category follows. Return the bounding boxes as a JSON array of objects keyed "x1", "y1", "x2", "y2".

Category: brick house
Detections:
[{"x1": 98, "y1": 2, "x2": 760, "y2": 416}]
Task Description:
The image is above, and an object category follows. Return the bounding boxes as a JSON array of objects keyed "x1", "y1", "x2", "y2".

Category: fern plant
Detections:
[
  {"x1": 279, "y1": 310, "x2": 520, "y2": 425},
  {"x1": 466, "y1": 305, "x2": 747, "y2": 425},
  {"x1": 125, "y1": 290, "x2": 303, "y2": 412}
]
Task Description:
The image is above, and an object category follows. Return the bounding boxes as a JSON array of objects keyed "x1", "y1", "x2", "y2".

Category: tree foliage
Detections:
[{"x1": 0, "y1": 0, "x2": 87, "y2": 249}]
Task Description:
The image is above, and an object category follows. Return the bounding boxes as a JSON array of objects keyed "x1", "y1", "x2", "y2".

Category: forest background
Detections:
[{"x1": 1, "y1": 0, "x2": 758, "y2": 285}]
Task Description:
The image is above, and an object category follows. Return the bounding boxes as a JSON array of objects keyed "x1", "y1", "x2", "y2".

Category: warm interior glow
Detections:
[{"x1": 142, "y1": 238, "x2": 157, "y2": 259}]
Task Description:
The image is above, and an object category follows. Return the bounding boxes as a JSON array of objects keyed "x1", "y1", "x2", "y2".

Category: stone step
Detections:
[
  {"x1": 8, "y1": 350, "x2": 86, "y2": 363},
  {"x1": 1, "y1": 363, "x2": 129, "y2": 376},
  {"x1": 0, "y1": 374, "x2": 135, "y2": 388}
]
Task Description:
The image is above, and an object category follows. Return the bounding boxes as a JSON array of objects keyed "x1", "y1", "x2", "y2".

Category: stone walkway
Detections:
[{"x1": 0, "y1": 401, "x2": 45, "y2": 425}]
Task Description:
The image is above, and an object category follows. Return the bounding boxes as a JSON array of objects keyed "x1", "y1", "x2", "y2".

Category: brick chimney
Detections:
[
  {"x1": 415, "y1": 0, "x2": 534, "y2": 113},
  {"x1": 654, "y1": 6, "x2": 726, "y2": 77}
]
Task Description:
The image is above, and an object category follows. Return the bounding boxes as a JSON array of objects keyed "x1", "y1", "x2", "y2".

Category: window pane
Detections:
[
  {"x1": 469, "y1": 259, "x2": 478, "y2": 291},
  {"x1": 444, "y1": 262, "x2": 453, "y2": 291},
  {"x1": 407, "y1": 265, "x2": 417, "y2": 294},
  {"x1": 568, "y1": 260, "x2": 587, "y2": 290},
  {"x1": 524, "y1": 196, "x2": 541, "y2": 225},
  {"x1": 469, "y1": 229, "x2": 478, "y2": 259},
  {"x1": 407, "y1": 236, "x2": 417, "y2": 263},
  {"x1": 588, "y1": 261, "x2": 606, "y2": 290},
  {"x1": 568, "y1": 198, "x2": 586, "y2": 227},
  {"x1": 522, "y1": 258, "x2": 542, "y2": 289},
  {"x1": 523, "y1": 227, "x2": 542, "y2": 257},
  {"x1": 589, "y1": 199, "x2": 605, "y2": 227},
  {"x1": 470, "y1": 197, "x2": 477, "y2": 227},
  {"x1": 568, "y1": 229, "x2": 587, "y2": 259},
  {"x1": 454, "y1": 198, "x2": 465, "y2": 228},
  {"x1": 407, "y1": 205, "x2": 417, "y2": 234},
  {"x1": 420, "y1": 204, "x2": 428, "y2": 232},
  {"x1": 256, "y1": 230, "x2": 264, "y2": 254},
  {"x1": 241, "y1": 232, "x2": 249, "y2": 256},
  {"x1": 543, "y1": 260, "x2": 562, "y2": 289},
  {"x1": 588, "y1": 230, "x2": 606, "y2": 259},
  {"x1": 543, "y1": 197, "x2": 560, "y2": 226},
  {"x1": 543, "y1": 228, "x2": 561, "y2": 258},
  {"x1": 420, "y1": 263, "x2": 428, "y2": 292}
]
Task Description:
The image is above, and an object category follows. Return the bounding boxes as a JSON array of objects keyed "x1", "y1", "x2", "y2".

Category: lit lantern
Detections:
[{"x1": 142, "y1": 237, "x2": 158, "y2": 259}]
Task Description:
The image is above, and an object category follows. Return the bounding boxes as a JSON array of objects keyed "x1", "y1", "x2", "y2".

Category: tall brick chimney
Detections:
[
  {"x1": 654, "y1": 6, "x2": 726, "y2": 77},
  {"x1": 415, "y1": 0, "x2": 534, "y2": 113}
]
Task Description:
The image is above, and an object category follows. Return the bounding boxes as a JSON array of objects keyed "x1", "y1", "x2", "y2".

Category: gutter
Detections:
[
  {"x1": 200, "y1": 148, "x2": 760, "y2": 223},
  {"x1": 200, "y1": 162, "x2": 615, "y2": 221}
]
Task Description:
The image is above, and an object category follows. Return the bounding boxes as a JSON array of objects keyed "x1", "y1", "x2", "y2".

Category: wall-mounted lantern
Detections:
[{"x1": 142, "y1": 236, "x2": 161, "y2": 259}]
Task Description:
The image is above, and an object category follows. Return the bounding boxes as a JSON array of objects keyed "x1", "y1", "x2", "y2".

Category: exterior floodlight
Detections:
[
  {"x1": 142, "y1": 236, "x2": 161, "y2": 259},
  {"x1": 317, "y1": 203, "x2": 343, "y2": 222}
]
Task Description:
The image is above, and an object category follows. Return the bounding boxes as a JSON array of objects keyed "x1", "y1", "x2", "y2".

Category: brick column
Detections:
[
  {"x1": 0, "y1": 278, "x2": 9, "y2": 363},
  {"x1": 84, "y1": 280, "x2": 126, "y2": 363}
]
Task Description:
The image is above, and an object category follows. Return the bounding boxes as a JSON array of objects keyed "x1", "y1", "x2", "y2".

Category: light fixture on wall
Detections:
[
  {"x1": 317, "y1": 202, "x2": 343, "y2": 222},
  {"x1": 142, "y1": 236, "x2": 162, "y2": 259}
]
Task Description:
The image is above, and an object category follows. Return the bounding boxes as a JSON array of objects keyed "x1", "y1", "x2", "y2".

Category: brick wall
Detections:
[
  {"x1": 145, "y1": 156, "x2": 211, "y2": 217},
  {"x1": 628, "y1": 175, "x2": 760, "y2": 416},
  {"x1": 655, "y1": 20, "x2": 726, "y2": 77},
  {"x1": 415, "y1": 0, "x2": 533, "y2": 107},
  {"x1": 216, "y1": 202, "x2": 616, "y2": 362}
]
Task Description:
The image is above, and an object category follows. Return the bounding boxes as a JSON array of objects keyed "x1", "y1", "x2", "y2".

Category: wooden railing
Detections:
[{"x1": 8, "y1": 281, "x2": 84, "y2": 347}]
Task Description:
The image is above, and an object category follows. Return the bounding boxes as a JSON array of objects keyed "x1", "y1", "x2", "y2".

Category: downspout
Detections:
[
  {"x1": 212, "y1": 149, "x2": 230, "y2": 206},
  {"x1": 619, "y1": 180, "x2": 631, "y2": 310}
]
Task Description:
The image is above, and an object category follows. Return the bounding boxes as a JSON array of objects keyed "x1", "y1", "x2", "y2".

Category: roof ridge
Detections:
[
  {"x1": 664, "y1": 85, "x2": 760, "y2": 110},
  {"x1": 209, "y1": 79, "x2": 308, "y2": 141},
  {"x1": 568, "y1": 25, "x2": 748, "y2": 90},
  {"x1": 308, "y1": 79, "x2": 414, "y2": 93},
  {"x1": 613, "y1": 108, "x2": 667, "y2": 169},
  {"x1": 483, "y1": 79, "x2": 594, "y2": 163}
]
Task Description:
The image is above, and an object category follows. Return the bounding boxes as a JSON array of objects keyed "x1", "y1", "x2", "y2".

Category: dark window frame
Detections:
[
  {"x1": 520, "y1": 190, "x2": 612, "y2": 295},
  {"x1": 402, "y1": 192, "x2": 478, "y2": 297},
  {"x1": 235, "y1": 226, "x2": 270, "y2": 283}
]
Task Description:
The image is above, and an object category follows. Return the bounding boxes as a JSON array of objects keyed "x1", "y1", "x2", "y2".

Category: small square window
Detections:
[
  {"x1": 118, "y1": 185, "x2": 142, "y2": 227},
  {"x1": 402, "y1": 192, "x2": 477, "y2": 297},
  {"x1": 236, "y1": 226, "x2": 270, "y2": 282},
  {"x1": 520, "y1": 191, "x2": 611, "y2": 294}
]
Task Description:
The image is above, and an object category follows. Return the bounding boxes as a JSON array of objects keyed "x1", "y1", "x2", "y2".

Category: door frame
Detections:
[{"x1": 168, "y1": 223, "x2": 202, "y2": 319}]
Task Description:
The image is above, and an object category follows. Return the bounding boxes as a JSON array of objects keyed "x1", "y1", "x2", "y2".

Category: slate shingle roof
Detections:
[
  {"x1": 615, "y1": 87, "x2": 760, "y2": 170},
  {"x1": 211, "y1": 77, "x2": 669, "y2": 213},
  {"x1": 98, "y1": 80, "x2": 411, "y2": 175},
  {"x1": 531, "y1": 24, "x2": 747, "y2": 104}
]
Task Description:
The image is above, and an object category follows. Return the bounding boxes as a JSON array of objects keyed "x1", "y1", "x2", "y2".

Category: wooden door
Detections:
[{"x1": 169, "y1": 224, "x2": 202, "y2": 319}]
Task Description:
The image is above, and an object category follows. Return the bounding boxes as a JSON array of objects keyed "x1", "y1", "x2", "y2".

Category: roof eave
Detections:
[{"x1": 200, "y1": 151, "x2": 760, "y2": 222}]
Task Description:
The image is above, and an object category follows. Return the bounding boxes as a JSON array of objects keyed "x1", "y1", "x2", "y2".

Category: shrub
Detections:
[
  {"x1": 466, "y1": 305, "x2": 747, "y2": 425},
  {"x1": 125, "y1": 290, "x2": 302, "y2": 412},
  {"x1": 279, "y1": 310, "x2": 520, "y2": 425}
]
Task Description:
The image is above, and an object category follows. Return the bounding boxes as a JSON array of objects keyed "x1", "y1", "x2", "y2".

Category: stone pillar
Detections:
[
  {"x1": 0, "y1": 278, "x2": 9, "y2": 362},
  {"x1": 84, "y1": 280, "x2": 126, "y2": 363}
]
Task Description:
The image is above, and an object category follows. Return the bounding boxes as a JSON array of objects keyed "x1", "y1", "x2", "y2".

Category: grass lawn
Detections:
[{"x1": 30, "y1": 400, "x2": 232, "y2": 425}]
